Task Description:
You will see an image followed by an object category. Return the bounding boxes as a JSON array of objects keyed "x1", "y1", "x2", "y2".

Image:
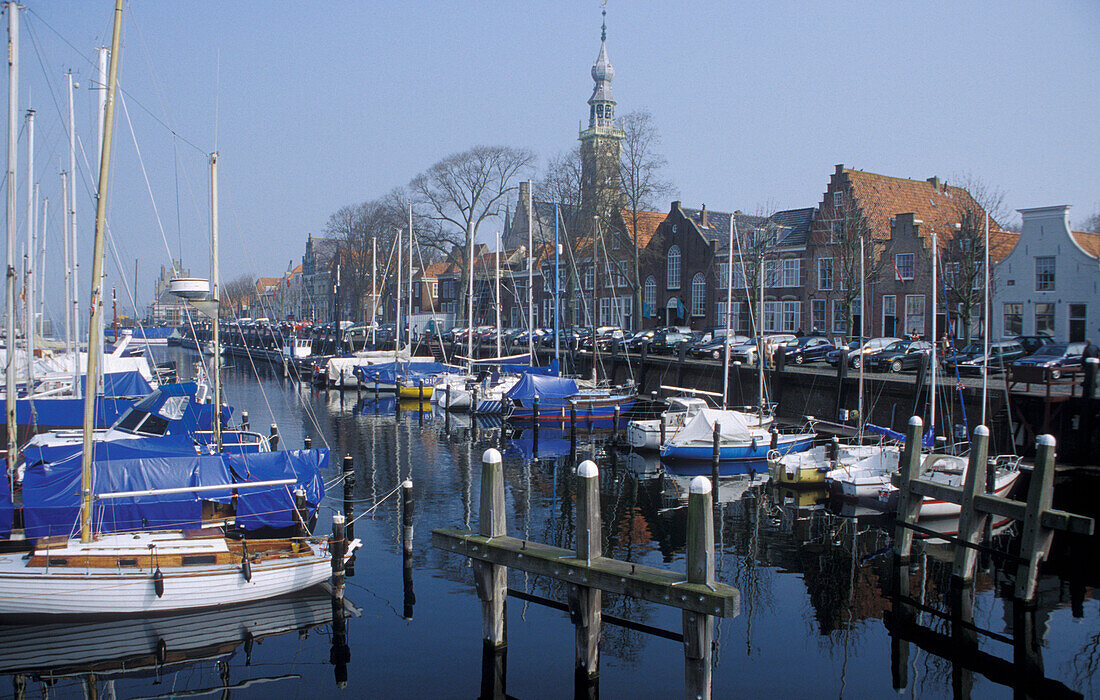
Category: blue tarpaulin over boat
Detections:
[
  {"x1": 0, "y1": 472, "x2": 10, "y2": 538},
  {"x1": 121, "y1": 327, "x2": 174, "y2": 340},
  {"x1": 80, "y1": 370, "x2": 154, "y2": 397},
  {"x1": 500, "y1": 359, "x2": 559, "y2": 376},
  {"x1": 864, "y1": 423, "x2": 935, "y2": 448},
  {"x1": 505, "y1": 374, "x2": 578, "y2": 401},
  {"x1": 2, "y1": 396, "x2": 135, "y2": 431},
  {"x1": 20, "y1": 448, "x2": 327, "y2": 538},
  {"x1": 353, "y1": 361, "x2": 460, "y2": 384}
]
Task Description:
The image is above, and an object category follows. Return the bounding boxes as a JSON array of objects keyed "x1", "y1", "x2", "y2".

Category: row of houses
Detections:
[{"x1": 418, "y1": 165, "x2": 1098, "y2": 344}]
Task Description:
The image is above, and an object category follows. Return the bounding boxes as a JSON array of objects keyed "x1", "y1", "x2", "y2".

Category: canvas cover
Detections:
[
  {"x1": 864, "y1": 423, "x2": 935, "y2": 448},
  {"x1": 2, "y1": 396, "x2": 134, "y2": 431},
  {"x1": 353, "y1": 361, "x2": 460, "y2": 385},
  {"x1": 505, "y1": 374, "x2": 579, "y2": 401},
  {"x1": 20, "y1": 448, "x2": 327, "y2": 538},
  {"x1": 669, "y1": 408, "x2": 755, "y2": 446},
  {"x1": 80, "y1": 370, "x2": 154, "y2": 397}
]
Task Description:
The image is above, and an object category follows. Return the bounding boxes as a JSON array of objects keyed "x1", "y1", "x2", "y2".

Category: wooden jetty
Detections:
[{"x1": 433, "y1": 449, "x2": 739, "y2": 699}]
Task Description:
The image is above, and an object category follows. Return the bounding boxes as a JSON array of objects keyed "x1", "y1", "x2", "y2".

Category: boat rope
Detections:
[{"x1": 341, "y1": 482, "x2": 404, "y2": 527}]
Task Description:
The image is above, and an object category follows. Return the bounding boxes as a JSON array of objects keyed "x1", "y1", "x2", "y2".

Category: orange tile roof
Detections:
[
  {"x1": 1071, "y1": 230, "x2": 1100, "y2": 258},
  {"x1": 621, "y1": 208, "x2": 664, "y2": 249},
  {"x1": 421, "y1": 261, "x2": 454, "y2": 278},
  {"x1": 989, "y1": 230, "x2": 1019, "y2": 263}
]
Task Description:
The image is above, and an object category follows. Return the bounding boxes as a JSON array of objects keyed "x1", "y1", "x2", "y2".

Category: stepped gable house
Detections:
[{"x1": 804, "y1": 164, "x2": 1017, "y2": 341}]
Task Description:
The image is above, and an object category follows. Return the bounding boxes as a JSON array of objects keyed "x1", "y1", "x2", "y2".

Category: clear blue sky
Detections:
[{"x1": 9, "y1": 1, "x2": 1099, "y2": 318}]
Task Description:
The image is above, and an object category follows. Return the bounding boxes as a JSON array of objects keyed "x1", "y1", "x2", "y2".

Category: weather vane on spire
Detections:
[{"x1": 601, "y1": 2, "x2": 607, "y2": 42}]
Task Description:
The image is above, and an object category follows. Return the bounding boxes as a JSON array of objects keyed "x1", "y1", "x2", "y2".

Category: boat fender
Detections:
[
  {"x1": 241, "y1": 557, "x2": 252, "y2": 582},
  {"x1": 155, "y1": 638, "x2": 168, "y2": 666},
  {"x1": 153, "y1": 567, "x2": 165, "y2": 598}
]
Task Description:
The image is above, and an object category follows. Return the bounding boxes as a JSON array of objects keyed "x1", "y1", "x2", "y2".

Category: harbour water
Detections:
[{"x1": 3, "y1": 346, "x2": 1098, "y2": 699}]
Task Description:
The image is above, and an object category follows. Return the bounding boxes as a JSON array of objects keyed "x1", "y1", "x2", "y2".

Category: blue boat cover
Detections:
[
  {"x1": 121, "y1": 327, "x2": 174, "y2": 340},
  {"x1": 3, "y1": 396, "x2": 134, "y2": 430},
  {"x1": 0, "y1": 471, "x2": 10, "y2": 538},
  {"x1": 21, "y1": 448, "x2": 327, "y2": 538},
  {"x1": 501, "y1": 359, "x2": 559, "y2": 376},
  {"x1": 80, "y1": 370, "x2": 154, "y2": 397},
  {"x1": 353, "y1": 361, "x2": 460, "y2": 384},
  {"x1": 864, "y1": 423, "x2": 935, "y2": 448},
  {"x1": 505, "y1": 374, "x2": 578, "y2": 401}
]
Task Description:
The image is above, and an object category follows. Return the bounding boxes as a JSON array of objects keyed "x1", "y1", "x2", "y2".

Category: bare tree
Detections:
[
  {"x1": 618, "y1": 110, "x2": 673, "y2": 330},
  {"x1": 729, "y1": 213, "x2": 785, "y2": 336},
  {"x1": 537, "y1": 148, "x2": 588, "y2": 327},
  {"x1": 411, "y1": 146, "x2": 535, "y2": 330},
  {"x1": 1080, "y1": 208, "x2": 1100, "y2": 233},
  {"x1": 222, "y1": 274, "x2": 256, "y2": 318},
  {"x1": 830, "y1": 198, "x2": 884, "y2": 340}
]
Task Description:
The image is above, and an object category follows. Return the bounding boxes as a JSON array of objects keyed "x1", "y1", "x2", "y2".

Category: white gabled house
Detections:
[{"x1": 994, "y1": 205, "x2": 1100, "y2": 342}]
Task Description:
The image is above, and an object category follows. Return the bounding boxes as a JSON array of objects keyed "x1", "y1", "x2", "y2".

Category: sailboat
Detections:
[{"x1": 0, "y1": 2, "x2": 357, "y2": 616}]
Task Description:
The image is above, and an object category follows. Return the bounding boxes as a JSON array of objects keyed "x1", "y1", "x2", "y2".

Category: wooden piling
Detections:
[
  {"x1": 835, "y1": 348, "x2": 849, "y2": 421},
  {"x1": 473, "y1": 449, "x2": 507, "y2": 649},
  {"x1": 684, "y1": 476, "x2": 715, "y2": 700},
  {"x1": 418, "y1": 381, "x2": 425, "y2": 426},
  {"x1": 241, "y1": 411, "x2": 249, "y2": 431},
  {"x1": 331, "y1": 513, "x2": 347, "y2": 599},
  {"x1": 1015, "y1": 435, "x2": 1056, "y2": 602},
  {"x1": 304, "y1": 436, "x2": 312, "y2": 449},
  {"x1": 570, "y1": 460, "x2": 603, "y2": 682},
  {"x1": 532, "y1": 397, "x2": 540, "y2": 454},
  {"x1": 269, "y1": 423, "x2": 279, "y2": 450},
  {"x1": 893, "y1": 416, "x2": 925, "y2": 562},
  {"x1": 612, "y1": 405, "x2": 620, "y2": 441},
  {"x1": 951, "y1": 425, "x2": 990, "y2": 586},
  {"x1": 294, "y1": 487, "x2": 309, "y2": 537},
  {"x1": 445, "y1": 385, "x2": 451, "y2": 431},
  {"x1": 711, "y1": 423, "x2": 720, "y2": 498}
]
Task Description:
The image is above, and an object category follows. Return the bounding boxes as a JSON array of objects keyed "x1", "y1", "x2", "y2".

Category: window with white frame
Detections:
[
  {"x1": 614, "y1": 296, "x2": 632, "y2": 327},
  {"x1": 1035, "y1": 302, "x2": 1055, "y2": 334},
  {"x1": 667, "y1": 246, "x2": 681, "y2": 289},
  {"x1": 616, "y1": 268, "x2": 628, "y2": 288},
  {"x1": 833, "y1": 191, "x2": 844, "y2": 210},
  {"x1": 765, "y1": 260, "x2": 780, "y2": 287},
  {"x1": 718, "y1": 261, "x2": 728, "y2": 287},
  {"x1": 882, "y1": 295, "x2": 896, "y2": 335},
  {"x1": 1003, "y1": 303, "x2": 1022, "y2": 336},
  {"x1": 583, "y1": 265, "x2": 594, "y2": 291},
  {"x1": 943, "y1": 262, "x2": 959, "y2": 289},
  {"x1": 691, "y1": 273, "x2": 706, "y2": 317},
  {"x1": 599, "y1": 297, "x2": 611, "y2": 325},
  {"x1": 904, "y1": 295, "x2": 925, "y2": 335},
  {"x1": 811, "y1": 299, "x2": 826, "y2": 332},
  {"x1": 895, "y1": 253, "x2": 915, "y2": 281},
  {"x1": 782, "y1": 259, "x2": 800, "y2": 287},
  {"x1": 1035, "y1": 257, "x2": 1055, "y2": 291},
  {"x1": 832, "y1": 299, "x2": 847, "y2": 334},
  {"x1": 763, "y1": 301, "x2": 779, "y2": 332},
  {"x1": 733, "y1": 261, "x2": 746, "y2": 289},
  {"x1": 644, "y1": 276, "x2": 656, "y2": 317},
  {"x1": 818, "y1": 258, "x2": 834, "y2": 290},
  {"x1": 782, "y1": 301, "x2": 801, "y2": 332}
]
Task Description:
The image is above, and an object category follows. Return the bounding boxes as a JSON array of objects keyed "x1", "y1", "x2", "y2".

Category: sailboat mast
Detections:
[
  {"x1": 858, "y1": 235, "x2": 865, "y2": 437},
  {"x1": 981, "y1": 213, "x2": 989, "y2": 426},
  {"x1": 495, "y1": 232, "x2": 501, "y2": 359},
  {"x1": 370, "y1": 237, "x2": 376, "y2": 344},
  {"x1": 527, "y1": 180, "x2": 534, "y2": 359},
  {"x1": 80, "y1": 0, "x2": 124, "y2": 543},
  {"x1": 67, "y1": 71, "x2": 80, "y2": 398},
  {"x1": 407, "y1": 204, "x2": 413, "y2": 348},
  {"x1": 210, "y1": 152, "x2": 221, "y2": 452},
  {"x1": 591, "y1": 215, "x2": 597, "y2": 383},
  {"x1": 38, "y1": 196, "x2": 45, "y2": 339},
  {"x1": 5, "y1": 0, "x2": 19, "y2": 491},
  {"x1": 757, "y1": 252, "x2": 764, "y2": 422},
  {"x1": 722, "y1": 215, "x2": 735, "y2": 409},
  {"x1": 396, "y1": 226, "x2": 402, "y2": 362},
  {"x1": 553, "y1": 203, "x2": 560, "y2": 367},
  {"x1": 24, "y1": 108, "x2": 33, "y2": 390},
  {"x1": 61, "y1": 172, "x2": 71, "y2": 358},
  {"x1": 930, "y1": 229, "x2": 938, "y2": 438}
]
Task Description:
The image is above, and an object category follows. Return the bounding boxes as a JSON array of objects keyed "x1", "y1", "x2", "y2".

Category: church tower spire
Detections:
[{"x1": 580, "y1": 7, "x2": 625, "y2": 227}]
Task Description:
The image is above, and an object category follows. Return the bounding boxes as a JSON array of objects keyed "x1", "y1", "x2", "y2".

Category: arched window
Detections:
[
  {"x1": 644, "y1": 276, "x2": 656, "y2": 318},
  {"x1": 691, "y1": 273, "x2": 706, "y2": 317},
  {"x1": 667, "y1": 246, "x2": 681, "y2": 289}
]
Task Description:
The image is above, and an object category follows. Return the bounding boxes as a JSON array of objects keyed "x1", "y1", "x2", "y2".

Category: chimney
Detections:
[
  {"x1": 926, "y1": 176, "x2": 941, "y2": 190},
  {"x1": 519, "y1": 181, "x2": 531, "y2": 209},
  {"x1": 701, "y1": 204, "x2": 708, "y2": 227}
]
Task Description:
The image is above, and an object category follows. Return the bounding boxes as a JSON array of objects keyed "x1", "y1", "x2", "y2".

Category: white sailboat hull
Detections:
[{"x1": 0, "y1": 533, "x2": 361, "y2": 616}]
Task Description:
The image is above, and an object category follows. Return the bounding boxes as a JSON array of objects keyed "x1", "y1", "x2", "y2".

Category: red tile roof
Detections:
[
  {"x1": 1071, "y1": 230, "x2": 1100, "y2": 258},
  {"x1": 842, "y1": 168, "x2": 1017, "y2": 262}
]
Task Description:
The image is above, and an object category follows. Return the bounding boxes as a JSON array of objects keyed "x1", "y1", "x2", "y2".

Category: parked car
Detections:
[
  {"x1": 942, "y1": 340, "x2": 1027, "y2": 375},
  {"x1": 627, "y1": 329, "x2": 657, "y2": 351},
  {"x1": 866, "y1": 340, "x2": 934, "y2": 373},
  {"x1": 825, "y1": 337, "x2": 902, "y2": 369},
  {"x1": 780, "y1": 336, "x2": 836, "y2": 365},
  {"x1": 729, "y1": 334, "x2": 797, "y2": 365},
  {"x1": 1010, "y1": 342, "x2": 1085, "y2": 379},
  {"x1": 689, "y1": 334, "x2": 752, "y2": 360},
  {"x1": 1010, "y1": 334, "x2": 1056, "y2": 356},
  {"x1": 649, "y1": 329, "x2": 694, "y2": 355},
  {"x1": 581, "y1": 326, "x2": 626, "y2": 351}
]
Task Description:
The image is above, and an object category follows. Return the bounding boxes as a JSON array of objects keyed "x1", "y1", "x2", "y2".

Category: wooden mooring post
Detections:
[
  {"x1": 433, "y1": 449, "x2": 739, "y2": 699},
  {"x1": 893, "y1": 417, "x2": 1094, "y2": 603}
]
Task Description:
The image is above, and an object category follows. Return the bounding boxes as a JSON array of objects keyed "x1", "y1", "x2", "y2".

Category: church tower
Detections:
[{"x1": 579, "y1": 9, "x2": 624, "y2": 228}]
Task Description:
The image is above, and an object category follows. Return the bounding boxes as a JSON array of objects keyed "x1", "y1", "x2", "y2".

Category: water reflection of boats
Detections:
[
  {"x1": 662, "y1": 471, "x2": 765, "y2": 505},
  {"x1": 0, "y1": 587, "x2": 360, "y2": 678},
  {"x1": 504, "y1": 429, "x2": 572, "y2": 460},
  {"x1": 661, "y1": 457, "x2": 769, "y2": 478},
  {"x1": 623, "y1": 450, "x2": 662, "y2": 478}
]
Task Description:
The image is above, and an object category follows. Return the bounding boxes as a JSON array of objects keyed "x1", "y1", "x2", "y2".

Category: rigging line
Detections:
[
  {"x1": 118, "y1": 91, "x2": 179, "y2": 274},
  {"x1": 24, "y1": 7, "x2": 209, "y2": 157}
]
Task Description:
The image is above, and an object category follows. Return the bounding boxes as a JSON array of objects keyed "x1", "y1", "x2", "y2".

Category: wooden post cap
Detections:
[
  {"x1": 483, "y1": 448, "x2": 502, "y2": 464},
  {"x1": 402, "y1": 479, "x2": 413, "y2": 489},
  {"x1": 909, "y1": 415, "x2": 923, "y2": 427},
  {"x1": 690, "y1": 476, "x2": 712, "y2": 495},
  {"x1": 332, "y1": 513, "x2": 345, "y2": 525},
  {"x1": 973, "y1": 424, "x2": 989, "y2": 437},
  {"x1": 1037, "y1": 434, "x2": 1055, "y2": 447},
  {"x1": 578, "y1": 460, "x2": 598, "y2": 478}
]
